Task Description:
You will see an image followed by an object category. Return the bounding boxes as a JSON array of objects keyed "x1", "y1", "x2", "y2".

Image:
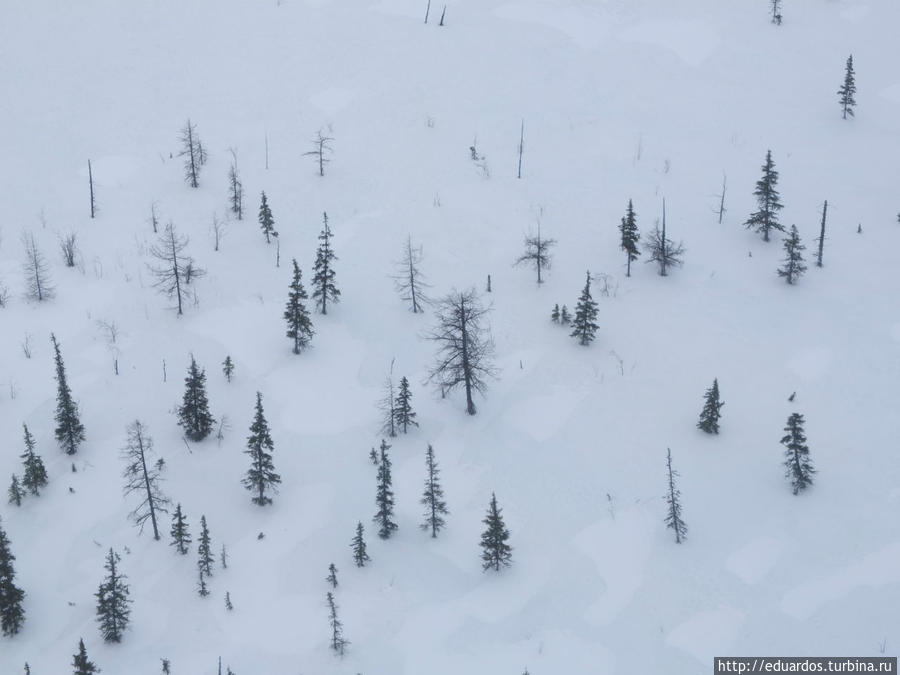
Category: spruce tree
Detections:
[
  {"x1": 777, "y1": 224, "x2": 807, "y2": 285},
  {"x1": 222, "y1": 356, "x2": 234, "y2": 383},
  {"x1": 560, "y1": 305, "x2": 571, "y2": 325},
  {"x1": 170, "y1": 503, "x2": 191, "y2": 555},
  {"x1": 697, "y1": 378, "x2": 724, "y2": 434},
  {"x1": 72, "y1": 638, "x2": 99, "y2": 674},
  {"x1": 311, "y1": 212, "x2": 340, "y2": 315},
  {"x1": 177, "y1": 356, "x2": 215, "y2": 442},
  {"x1": 550, "y1": 303, "x2": 560, "y2": 323},
  {"x1": 225, "y1": 591, "x2": 233, "y2": 610},
  {"x1": 394, "y1": 376, "x2": 418, "y2": 434},
  {"x1": 619, "y1": 199, "x2": 640, "y2": 277},
  {"x1": 480, "y1": 492, "x2": 512, "y2": 571},
  {"x1": 570, "y1": 271, "x2": 599, "y2": 346},
  {"x1": 782, "y1": 412, "x2": 815, "y2": 494},
  {"x1": 420, "y1": 444, "x2": 448, "y2": 537},
  {"x1": 0, "y1": 523, "x2": 26, "y2": 636},
  {"x1": 326, "y1": 591, "x2": 348, "y2": 656},
  {"x1": 95, "y1": 548, "x2": 131, "y2": 643},
  {"x1": 258, "y1": 191, "x2": 277, "y2": 244},
  {"x1": 373, "y1": 439, "x2": 398, "y2": 539},
  {"x1": 20, "y1": 424, "x2": 48, "y2": 496},
  {"x1": 242, "y1": 392, "x2": 281, "y2": 506},
  {"x1": 197, "y1": 515, "x2": 214, "y2": 577},
  {"x1": 744, "y1": 150, "x2": 784, "y2": 242},
  {"x1": 326, "y1": 563, "x2": 338, "y2": 589},
  {"x1": 351, "y1": 522, "x2": 370, "y2": 567},
  {"x1": 8, "y1": 475, "x2": 22, "y2": 507},
  {"x1": 284, "y1": 259, "x2": 314, "y2": 354},
  {"x1": 121, "y1": 420, "x2": 170, "y2": 540},
  {"x1": 220, "y1": 544, "x2": 228, "y2": 569},
  {"x1": 197, "y1": 569, "x2": 209, "y2": 598},
  {"x1": 664, "y1": 448, "x2": 687, "y2": 544},
  {"x1": 645, "y1": 199, "x2": 684, "y2": 276},
  {"x1": 51, "y1": 333, "x2": 86, "y2": 455},
  {"x1": 838, "y1": 54, "x2": 857, "y2": 119}
]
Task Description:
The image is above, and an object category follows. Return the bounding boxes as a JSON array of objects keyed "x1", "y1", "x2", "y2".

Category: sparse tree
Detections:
[
  {"x1": 20, "y1": 424, "x2": 48, "y2": 496},
  {"x1": 170, "y1": 503, "x2": 191, "y2": 554},
  {"x1": 782, "y1": 412, "x2": 815, "y2": 494},
  {"x1": 551, "y1": 303, "x2": 560, "y2": 323},
  {"x1": 95, "y1": 548, "x2": 131, "y2": 643},
  {"x1": 227, "y1": 162, "x2": 243, "y2": 219},
  {"x1": 326, "y1": 563, "x2": 338, "y2": 589},
  {"x1": 225, "y1": 591, "x2": 233, "y2": 610},
  {"x1": 514, "y1": 223, "x2": 556, "y2": 284},
  {"x1": 619, "y1": 200, "x2": 640, "y2": 276},
  {"x1": 59, "y1": 232, "x2": 79, "y2": 267},
  {"x1": 326, "y1": 591, "x2": 348, "y2": 656},
  {"x1": 744, "y1": 150, "x2": 784, "y2": 242},
  {"x1": 52, "y1": 333, "x2": 86, "y2": 455},
  {"x1": 149, "y1": 222, "x2": 205, "y2": 316},
  {"x1": 197, "y1": 569, "x2": 209, "y2": 598},
  {"x1": 242, "y1": 392, "x2": 281, "y2": 506},
  {"x1": 838, "y1": 54, "x2": 857, "y2": 119},
  {"x1": 351, "y1": 522, "x2": 370, "y2": 567},
  {"x1": 197, "y1": 515, "x2": 214, "y2": 577},
  {"x1": 373, "y1": 439, "x2": 398, "y2": 539},
  {"x1": 222, "y1": 356, "x2": 234, "y2": 382},
  {"x1": 771, "y1": 0, "x2": 782, "y2": 24},
  {"x1": 177, "y1": 356, "x2": 215, "y2": 442},
  {"x1": 211, "y1": 213, "x2": 226, "y2": 252},
  {"x1": 777, "y1": 225, "x2": 807, "y2": 285},
  {"x1": 312, "y1": 212, "x2": 340, "y2": 314},
  {"x1": 72, "y1": 638, "x2": 99, "y2": 674},
  {"x1": 257, "y1": 191, "x2": 277, "y2": 244},
  {"x1": 570, "y1": 271, "x2": 599, "y2": 346},
  {"x1": 815, "y1": 201, "x2": 827, "y2": 267},
  {"x1": 420, "y1": 444, "x2": 448, "y2": 537},
  {"x1": 220, "y1": 544, "x2": 228, "y2": 569},
  {"x1": 178, "y1": 119, "x2": 202, "y2": 188},
  {"x1": 88, "y1": 159, "x2": 96, "y2": 219},
  {"x1": 697, "y1": 379, "x2": 724, "y2": 434},
  {"x1": 122, "y1": 421, "x2": 170, "y2": 540},
  {"x1": 645, "y1": 200, "x2": 684, "y2": 275},
  {"x1": 0, "y1": 524, "x2": 25, "y2": 636},
  {"x1": 394, "y1": 376, "x2": 418, "y2": 433},
  {"x1": 480, "y1": 492, "x2": 512, "y2": 571},
  {"x1": 560, "y1": 304, "x2": 571, "y2": 325},
  {"x1": 379, "y1": 369, "x2": 397, "y2": 438},
  {"x1": 284, "y1": 259, "x2": 314, "y2": 354},
  {"x1": 426, "y1": 289, "x2": 497, "y2": 415},
  {"x1": 22, "y1": 231, "x2": 54, "y2": 301},
  {"x1": 664, "y1": 448, "x2": 687, "y2": 544},
  {"x1": 304, "y1": 130, "x2": 334, "y2": 177},
  {"x1": 8, "y1": 475, "x2": 22, "y2": 507},
  {"x1": 392, "y1": 235, "x2": 431, "y2": 313}
]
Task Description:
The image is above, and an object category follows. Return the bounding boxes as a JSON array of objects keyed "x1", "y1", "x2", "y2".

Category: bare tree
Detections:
[
  {"x1": 149, "y1": 222, "x2": 204, "y2": 315},
  {"x1": 227, "y1": 157, "x2": 243, "y2": 220},
  {"x1": 149, "y1": 202, "x2": 160, "y2": 233},
  {"x1": 517, "y1": 119, "x2": 525, "y2": 179},
  {"x1": 121, "y1": 420, "x2": 170, "y2": 540},
  {"x1": 392, "y1": 235, "x2": 431, "y2": 313},
  {"x1": 426, "y1": 289, "x2": 497, "y2": 415},
  {"x1": 644, "y1": 200, "x2": 684, "y2": 276},
  {"x1": 22, "y1": 231, "x2": 54, "y2": 301},
  {"x1": 514, "y1": 222, "x2": 556, "y2": 284},
  {"x1": 88, "y1": 159, "x2": 96, "y2": 218},
  {"x1": 59, "y1": 232, "x2": 79, "y2": 267},
  {"x1": 715, "y1": 173, "x2": 727, "y2": 224},
  {"x1": 211, "y1": 214, "x2": 226, "y2": 252},
  {"x1": 178, "y1": 119, "x2": 202, "y2": 188},
  {"x1": 304, "y1": 130, "x2": 334, "y2": 177},
  {"x1": 379, "y1": 359, "x2": 397, "y2": 437}
]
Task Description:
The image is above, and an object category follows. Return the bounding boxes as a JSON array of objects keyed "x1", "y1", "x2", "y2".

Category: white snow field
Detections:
[{"x1": 1, "y1": 0, "x2": 899, "y2": 673}]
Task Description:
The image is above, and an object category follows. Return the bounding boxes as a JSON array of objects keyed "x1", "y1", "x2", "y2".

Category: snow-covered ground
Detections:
[{"x1": 1, "y1": 0, "x2": 899, "y2": 672}]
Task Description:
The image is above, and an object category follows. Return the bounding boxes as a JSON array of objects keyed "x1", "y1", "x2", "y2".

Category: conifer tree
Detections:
[
  {"x1": 392, "y1": 235, "x2": 431, "y2": 313},
  {"x1": 838, "y1": 54, "x2": 856, "y2": 119},
  {"x1": 326, "y1": 591, "x2": 348, "y2": 656},
  {"x1": 177, "y1": 356, "x2": 215, "y2": 442},
  {"x1": 551, "y1": 303, "x2": 560, "y2": 323},
  {"x1": 744, "y1": 150, "x2": 784, "y2": 242},
  {"x1": 480, "y1": 492, "x2": 512, "y2": 571},
  {"x1": 369, "y1": 447, "x2": 378, "y2": 464},
  {"x1": 222, "y1": 356, "x2": 234, "y2": 382},
  {"x1": 0, "y1": 523, "x2": 25, "y2": 635},
  {"x1": 257, "y1": 191, "x2": 277, "y2": 244},
  {"x1": 379, "y1": 371, "x2": 397, "y2": 438},
  {"x1": 242, "y1": 392, "x2": 281, "y2": 506},
  {"x1": 697, "y1": 378, "x2": 724, "y2": 434},
  {"x1": 197, "y1": 515, "x2": 214, "y2": 577},
  {"x1": 664, "y1": 448, "x2": 687, "y2": 544},
  {"x1": 20, "y1": 424, "x2": 48, "y2": 496},
  {"x1": 220, "y1": 544, "x2": 228, "y2": 569},
  {"x1": 570, "y1": 271, "x2": 599, "y2": 346},
  {"x1": 777, "y1": 224, "x2": 807, "y2": 285},
  {"x1": 373, "y1": 440, "x2": 398, "y2": 539},
  {"x1": 514, "y1": 223, "x2": 556, "y2": 284},
  {"x1": 95, "y1": 548, "x2": 131, "y2": 643},
  {"x1": 51, "y1": 333, "x2": 86, "y2": 455},
  {"x1": 351, "y1": 522, "x2": 370, "y2": 567},
  {"x1": 326, "y1": 563, "x2": 338, "y2": 589},
  {"x1": 312, "y1": 212, "x2": 340, "y2": 314},
  {"x1": 197, "y1": 569, "x2": 209, "y2": 598},
  {"x1": 815, "y1": 200, "x2": 827, "y2": 268},
  {"x1": 619, "y1": 199, "x2": 640, "y2": 277},
  {"x1": 560, "y1": 305, "x2": 571, "y2": 325},
  {"x1": 284, "y1": 259, "x2": 314, "y2": 354},
  {"x1": 420, "y1": 444, "x2": 448, "y2": 537},
  {"x1": 227, "y1": 162, "x2": 243, "y2": 220},
  {"x1": 781, "y1": 412, "x2": 815, "y2": 494},
  {"x1": 645, "y1": 199, "x2": 684, "y2": 275},
  {"x1": 170, "y1": 503, "x2": 191, "y2": 554},
  {"x1": 122, "y1": 421, "x2": 170, "y2": 540},
  {"x1": 225, "y1": 591, "x2": 233, "y2": 610},
  {"x1": 394, "y1": 376, "x2": 418, "y2": 434},
  {"x1": 72, "y1": 638, "x2": 99, "y2": 674},
  {"x1": 179, "y1": 119, "x2": 202, "y2": 188},
  {"x1": 8, "y1": 475, "x2": 22, "y2": 507}
]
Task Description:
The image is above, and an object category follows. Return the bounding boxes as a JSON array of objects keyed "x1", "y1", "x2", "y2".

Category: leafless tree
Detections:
[
  {"x1": 514, "y1": 222, "x2": 556, "y2": 284},
  {"x1": 211, "y1": 213, "x2": 226, "y2": 252},
  {"x1": 304, "y1": 130, "x2": 334, "y2": 177},
  {"x1": 88, "y1": 159, "x2": 97, "y2": 218},
  {"x1": 59, "y1": 231, "x2": 79, "y2": 267},
  {"x1": 426, "y1": 288, "x2": 497, "y2": 415},
  {"x1": 178, "y1": 119, "x2": 202, "y2": 188},
  {"x1": 227, "y1": 156, "x2": 243, "y2": 220},
  {"x1": 22, "y1": 231, "x2": 54, "y2": 301},
  {"x1": 644, "y1": 200, "x2": 684, "y2": 276},
  {"x1": 149, "y1": 202, "x2": 160, "y2": 233},
  {"x1": 392, "y1": 235, "x2": 431, "y2": 313},
  {"x1": 148, "y1": 222, "x2": 204, "y2": 315},
  {"x1": 121, "y1": 420, "x2": 170, "y2": 540},
  {"x1": 379, "y1": 359, "x2": 397, "y2": 437}
]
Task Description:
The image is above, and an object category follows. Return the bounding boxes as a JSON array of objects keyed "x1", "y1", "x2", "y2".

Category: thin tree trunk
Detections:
[
  {"x1": 424, "y1": 0, "x2": 430, "y2": 23},
  {"x1": 718, "y1": 173, "x2": 726, "y2": 224},
  {"x1": 460, "y1": 294, "x2": 475, "y2": 415},
  {"x1": 137, "y1": 430, "x2": 160, "y2": 540},
  {"x1": 89, "y1": 159, "x2": 95, "y2": 218},
  {"x1": 816, "y1": 200, "x2": 827, "y2": 267},
  {"x1": 517, "y1": 119, "x2": 524, "y2": 179}
]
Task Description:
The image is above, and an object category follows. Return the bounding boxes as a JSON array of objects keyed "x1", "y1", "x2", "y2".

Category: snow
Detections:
[{"x1": 1, "y1": 0, "x2": 899, "y2": 672}]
